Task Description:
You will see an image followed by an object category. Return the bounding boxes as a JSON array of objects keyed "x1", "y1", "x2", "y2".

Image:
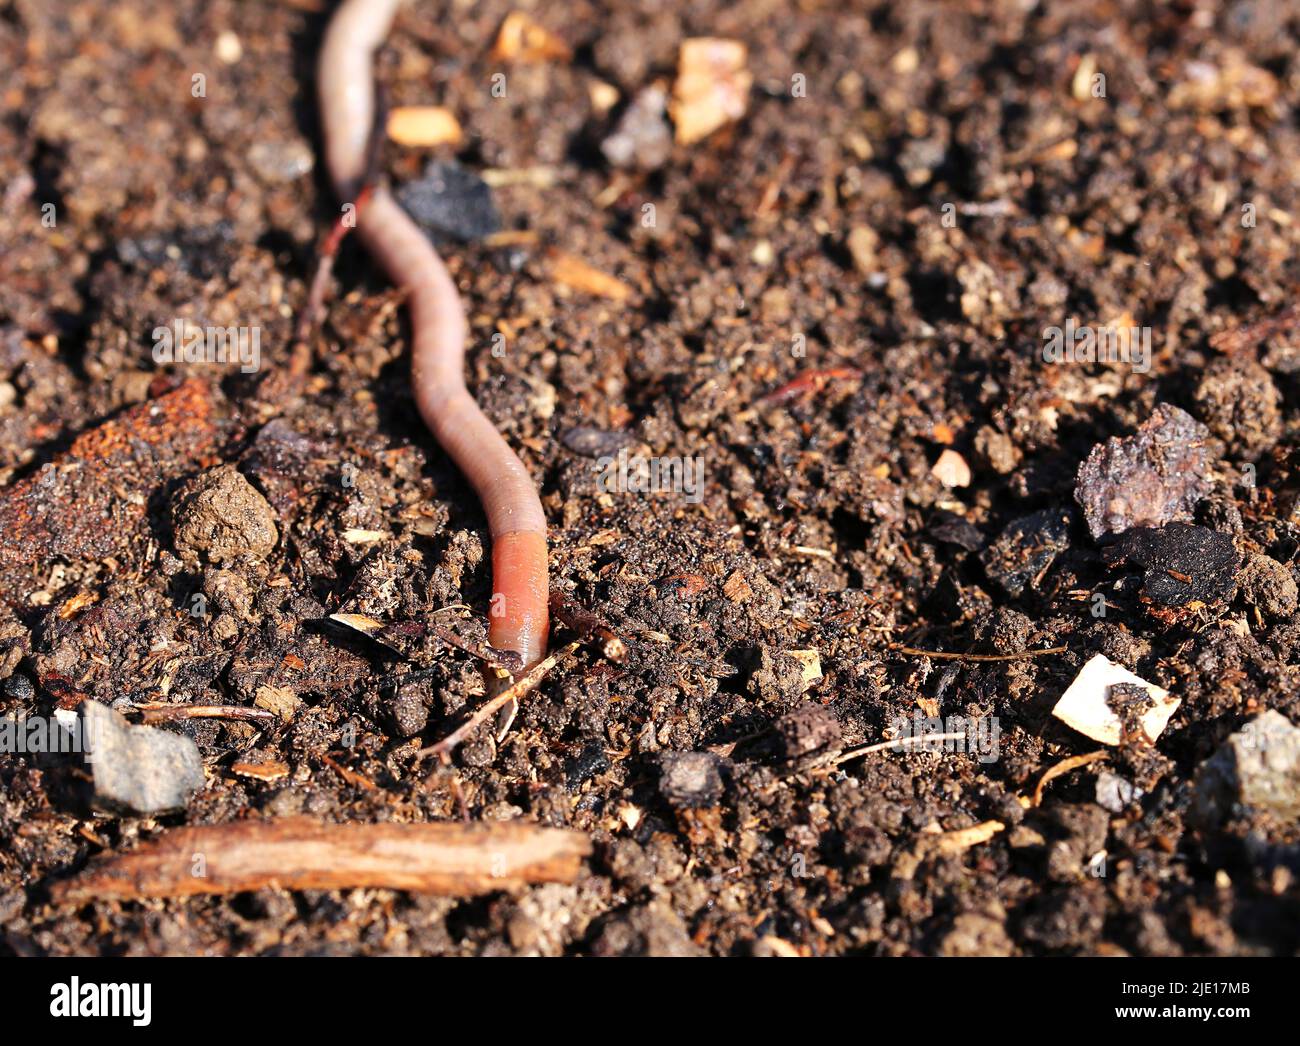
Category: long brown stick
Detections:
[{"x1": 50, "y1": 818, "x2": 591, "y2": 902}]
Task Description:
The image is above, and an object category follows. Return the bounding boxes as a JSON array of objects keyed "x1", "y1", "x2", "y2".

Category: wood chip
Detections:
[
  {"x1": 230, "y1": 760, "x2": 290, "y2": 782},
  {"x1": 933, "y1": 820, "x2": 1005, "y2": 854},
  {"x1": 50, "y1": 818, "x2": 593, "y2": 902},
  {"x1": 328, "y1": 612, "x2": 384, "y2": 635},
  {"x1": 386, "y1": 106, "x2": 463, "y2": 147},
  {"x1": 253, "y1": 685, "x2": 301, "y2": 722},
  {"x1": 1051, "y1": 653, "x2": 1180, "y2": 745},
  {"x1": 722, "y1": 571, "x2": 753, "y2": 603},
  {"x1": 672, "y1": 38, "x2": 751, "y2": 145},
  {"x1": 57, "y1": 590, "x2": 98, "y2": 619},
  {"x1": 491, "y1": 11, "x2": 571, "y2": 63},
  {"x1": 931, "y1": 448, "x2": 972, "y2": 487},
  {"x1": 548, "y1": 250, "x2": 632, "y2": 301},
  {"x1": 341, "y1": 528, "x2": 386, "y2": 544}
]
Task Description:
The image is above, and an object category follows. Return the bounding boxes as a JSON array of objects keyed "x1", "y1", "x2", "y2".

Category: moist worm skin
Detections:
[{"x1": 319, "y1": 0, "x2": 549, "y2": 666}]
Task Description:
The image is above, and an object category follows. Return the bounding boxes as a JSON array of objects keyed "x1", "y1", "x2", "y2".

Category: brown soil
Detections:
[{"x1": 1, "y1": 0, "x2": 1298, "y2": 956}]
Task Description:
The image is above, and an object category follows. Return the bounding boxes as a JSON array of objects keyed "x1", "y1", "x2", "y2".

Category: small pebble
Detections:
[
  {"x1": 658, "y1": 751, "x2": 723, "y2": 809},
  {"x1": 215, "y1": 31, "x2": 242, "y2": 65},
  {"x1": 1075, "y1": 403, "x2": 1211, "y2": 539},
  {"x1": 247, "y1": 140, "x2": 315, "y2": 184},
  {"x1": 931, "y1": 448, "x2": 972, "y2": 488},
  {"x1": 601, "y1": 86, "x2": 672, "y2": 171},
  {"x1": 1194, "y1": 710, "x2": 1300, "y2": 825},
  {"x1": 1096, "y1": 770, "x2": 1145, "y2": 814}
]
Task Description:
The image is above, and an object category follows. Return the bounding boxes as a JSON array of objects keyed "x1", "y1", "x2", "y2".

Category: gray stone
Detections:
[
  {"x1": 658, "y1": 751, "x2": 723, "y2": 809},
  {"x1": 1095, "y1": 770, "x2": 1145, "y2": 814},
  {"x1": 1193, "y1": 710, "x2": 1300, "y2": 825},
  {"x1": 601, "y1": 87, "x2": 672, "y2": 172},
  {"x1": 82, "y1": 701, "x2": 206, "y2": 814}
]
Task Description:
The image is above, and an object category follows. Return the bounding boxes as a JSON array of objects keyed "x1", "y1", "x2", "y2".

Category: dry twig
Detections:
[
  {"x1": 420, "y1": 639, "x2": 582, "y2": 760},
  {"x1": 893, "y1": 644, "x2": 1068, "y2": 662},
  {"x1": 51, "y1": 818, "x2": 592, "y2": 902},
  {"x1": 1032, "y1": 749, "x2": 1109, "y2": 807}
]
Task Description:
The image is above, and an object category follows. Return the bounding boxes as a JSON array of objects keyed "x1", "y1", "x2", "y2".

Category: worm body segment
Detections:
[{"x1": 319, "y1": 0, "x2": 549, "y2": 666}]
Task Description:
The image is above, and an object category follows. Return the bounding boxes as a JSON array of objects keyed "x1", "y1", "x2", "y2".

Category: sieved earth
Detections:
[{"x1": 0, "y1": 0, "x2": 1298, "y2": 956}]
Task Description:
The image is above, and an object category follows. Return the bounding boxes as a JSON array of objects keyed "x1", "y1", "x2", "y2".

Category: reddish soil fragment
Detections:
[
  {"x1": 0, "y1": 380, "x2": 225, "y2": 596},
  {"x1": 1074, "y1": 404, "x2": 1212, "y2": 539}
]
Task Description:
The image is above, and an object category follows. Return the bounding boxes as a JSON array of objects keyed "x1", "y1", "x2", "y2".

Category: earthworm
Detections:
[{"x1": 318, "y1": 0, "x2": 549, "y2": 666}]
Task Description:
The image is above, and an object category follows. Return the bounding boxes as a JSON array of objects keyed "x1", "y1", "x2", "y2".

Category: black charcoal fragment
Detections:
[
  {"x1": 980, "y1": 508, "x2": 1071, "y2": 597},
  {"x1": 1103, "y1": 523, "x2": 1239, "y2": 608},
  {"x1": 396, "y1": 161, "x2": 500, "y2": 243}
]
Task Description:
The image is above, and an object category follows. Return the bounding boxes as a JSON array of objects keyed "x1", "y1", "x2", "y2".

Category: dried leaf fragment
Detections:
[{"x1": 1051, "y1": 653, "x2": 1180, "y2": 746}]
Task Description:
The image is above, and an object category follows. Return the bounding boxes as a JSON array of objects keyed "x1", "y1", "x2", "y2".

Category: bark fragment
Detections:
[{"x1": 51, "y1": 818, "x2": 593, "y2": 902}]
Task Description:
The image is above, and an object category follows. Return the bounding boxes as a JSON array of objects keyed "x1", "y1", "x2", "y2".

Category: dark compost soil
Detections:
[{"x1": 0, "y1": 0, "x2": 1298, "y2": 955}]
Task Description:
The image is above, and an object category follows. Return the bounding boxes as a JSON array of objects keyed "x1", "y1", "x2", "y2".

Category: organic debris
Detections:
[
  {"x1": 671, "y1": 38, "x2": 751, "y2": 145},
  {"x1": 980, "y1": 508, "x2": 1071, "y2": 598},
  {"x1": 547, "y1": 249, "x2": 633, "y2": 300},
  {"x1": 386, "y1": 106, "x2": 463, "y2": 148},
  {"x1": 1102, "y1": 523, "x2": 1240, "y2": 620},
  {"x1": 1051, "y1": 654, "x2": 1180, "y2": 746},
  {"x1": 51, "y1": 818, "x2": 593, "y2": 902},
  {"x1": 491, "y1": 12, "x2": 572, "y2": 63},
  {"x1": 80, "y1": 701, "x2": 206, "y2": 815}
]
